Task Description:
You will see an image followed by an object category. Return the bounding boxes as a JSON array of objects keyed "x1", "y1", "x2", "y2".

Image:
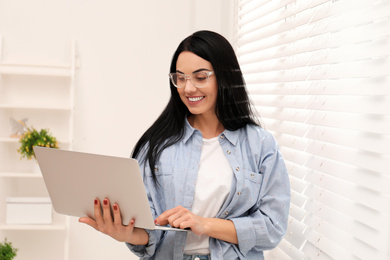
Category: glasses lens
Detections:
[
  {"x1": 169, "y1": 72, "x2": 210, "y2": 88},
  {"x1": 170, "y1": 73, "x2": 185, "y2": 88},
  {"x1": 192, "y1": 72, "x2": 209, "y2": 87}
]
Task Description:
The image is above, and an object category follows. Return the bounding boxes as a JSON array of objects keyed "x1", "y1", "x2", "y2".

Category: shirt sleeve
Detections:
[
  {"x1": 230, "y1": 132, "x2": 291, "y2": 256},
  {"x1": 125, "y1": 229, "x2": 161, "y2": 258},
  {"x1": 125, "y1": 144, "x2": 164, "y2": 257}
]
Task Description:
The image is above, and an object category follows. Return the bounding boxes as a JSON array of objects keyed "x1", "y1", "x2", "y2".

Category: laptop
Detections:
[{"x1": 33, "y1": 146, "x2": 187, "y2": 232}]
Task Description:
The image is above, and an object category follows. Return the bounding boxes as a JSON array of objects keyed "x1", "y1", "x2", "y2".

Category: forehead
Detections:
[{"x1": 176, "y1": 51, "x2": 213, "y2": 72}]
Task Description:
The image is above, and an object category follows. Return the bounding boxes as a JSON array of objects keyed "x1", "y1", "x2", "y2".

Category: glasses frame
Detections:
[{"x1": 169, "y1": 71, "x2": 214, "y2": 88}]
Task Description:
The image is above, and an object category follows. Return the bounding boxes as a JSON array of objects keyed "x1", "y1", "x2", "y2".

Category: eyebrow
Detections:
[{"x1": 176, "y1": 68, "x2": 212, "y2": 74}]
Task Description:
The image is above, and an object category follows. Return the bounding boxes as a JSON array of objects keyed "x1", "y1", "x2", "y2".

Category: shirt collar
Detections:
[
  {"x1": 183, "y1": 117, "x2": 199, "y2": 144},
  {"x1": 183, "y1": 117, "x2": 239, "y2": 146},
  {"x1": 222, "y1": 128, "x2": 239, "y2": 147}
]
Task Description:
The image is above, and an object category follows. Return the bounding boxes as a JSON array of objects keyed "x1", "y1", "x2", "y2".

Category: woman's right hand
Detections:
[{"x1": 78, "y1": 198, "x2": 148, "y2": 245}]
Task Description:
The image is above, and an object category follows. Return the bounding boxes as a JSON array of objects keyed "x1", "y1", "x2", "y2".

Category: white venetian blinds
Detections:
[{"x1": 235, "y1": 0, "x2": 390, "y2": 259}]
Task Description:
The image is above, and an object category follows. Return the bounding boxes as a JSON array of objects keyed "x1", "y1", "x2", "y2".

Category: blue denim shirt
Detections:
[{"x1": 127, "y1": 119, "x2": 291, "y2": 259}]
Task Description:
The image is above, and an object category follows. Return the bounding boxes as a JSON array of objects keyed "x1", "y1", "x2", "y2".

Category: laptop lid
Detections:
[{"x1": 33, "y1": 146, "x2": 186, "y2": 232}]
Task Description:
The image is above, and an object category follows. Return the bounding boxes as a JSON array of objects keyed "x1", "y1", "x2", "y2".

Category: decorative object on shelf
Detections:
[
  {"x1": 9, "y1": 117, "x2": 28, "y2": 138},
  {"x1": 18, "y1": 124, "x2": 58, "y2": 160},
  {"x1": 6, "y1": 197, "x2": 53, "y2": 225},
  {"x1": 0, "y1": 238, "x2": 18, "y2": 260}
]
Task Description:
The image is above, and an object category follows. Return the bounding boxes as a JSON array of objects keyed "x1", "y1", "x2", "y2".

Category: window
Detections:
[{"x1": 235, "y1": 0, "x2": 390, "y2": 259}]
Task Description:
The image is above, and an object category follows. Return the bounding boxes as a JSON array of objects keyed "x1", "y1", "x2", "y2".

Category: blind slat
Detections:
[
  {"x1": 303, "y1": 212, "x2": 386, "y2": 259},
  {"x1": 305, "y1": 156, "x2": 390, "y2": 195},
  {"x1": 304, "y1": 182, "x2": 389, "y2": 230},
  {"x1": 237, "y1": 0, "x2": 390, "y2": 257},
  {"x1": 254, "y1": 94, "x2": 390, "y2": 115},
  {"x1": 306, "y1": 110, "x2": 390, "y2": 135},
  {"x1": 241, "y1": 36, "x2": 390, "y2": 73},
  {"x1": 306, "y1": 125, "x2": 390, "y2": 155},
  {"x1": 238, "y1": 0, "x2": 390, "y2": 56},
  {"x1": 248, "y1": 77, "x2": 390, "y2": 95},
  {"x1": 305, "y1": 140, "x2": 389, "y2": 173}
]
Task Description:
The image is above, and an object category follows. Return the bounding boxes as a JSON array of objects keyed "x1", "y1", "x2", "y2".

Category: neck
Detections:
[{"x1": 189, "y1": 114, "x2": 225, "y2": 139}]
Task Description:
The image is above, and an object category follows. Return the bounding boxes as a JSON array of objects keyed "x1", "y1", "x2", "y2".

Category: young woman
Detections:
[{"x1": 79, "y1": 30, "x2": 291, "y2": 260}]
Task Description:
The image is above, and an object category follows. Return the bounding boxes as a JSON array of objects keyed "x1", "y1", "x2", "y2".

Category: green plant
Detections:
[
  {"x1": 0, "y1": 238, "x2": 18, "y2": 260},
  {"x1": 18, "y1": 127, "x2": 59, "y2": 160}
]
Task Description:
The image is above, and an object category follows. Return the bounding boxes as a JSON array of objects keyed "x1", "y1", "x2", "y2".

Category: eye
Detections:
[
  {"x1": 194, "y1": 72, "x2": 207, "y2": 82},
  {"x1": 176, "y1": 74, "x2": 186, "y2": 82}
]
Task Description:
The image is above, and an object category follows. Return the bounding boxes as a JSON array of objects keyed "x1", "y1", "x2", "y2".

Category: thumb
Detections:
[{"x1": 154, "y1": 216, "x2": 169, "y2": 226}]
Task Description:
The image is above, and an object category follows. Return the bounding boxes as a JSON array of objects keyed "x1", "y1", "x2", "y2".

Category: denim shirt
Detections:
[{"x1": 126, "y1": 119, "x2": 291, "y2": 259}]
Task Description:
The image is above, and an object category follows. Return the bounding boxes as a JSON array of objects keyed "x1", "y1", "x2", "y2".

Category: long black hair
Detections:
[{"x1": 132, "y1": 30, "x2": 259, "y2": 181}]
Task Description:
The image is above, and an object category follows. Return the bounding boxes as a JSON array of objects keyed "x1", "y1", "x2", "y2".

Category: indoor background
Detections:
[{"x1": 0, "y1": 0, "x2": 389, "y2": 259}]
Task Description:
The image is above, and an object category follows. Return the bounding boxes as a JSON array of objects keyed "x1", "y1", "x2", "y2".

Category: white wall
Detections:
[{"x1": 0, "y1": 0, "x2": 234, "y2": 259}]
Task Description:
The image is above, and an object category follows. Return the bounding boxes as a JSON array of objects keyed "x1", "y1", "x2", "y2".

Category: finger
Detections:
[
  {"x1": 127, "y1": 218, "x2": 135, "y2": 229},
  {"x1": 78, "y1": 217, "x2": 98, "y2": 230},
  {"x1": 102, "y1": 198, "x2": 113, "y2": 223},
  {"x1": 93, "y1": 198, "x2": 104, "y2": 226},
  {"x1": 166, "y1": 207, "x2": 188, "y2": 227},
  {"x1": 171, "y1": 211, "x2": 192, "y2": 228},
  {"x1": 168, "y1": 211, "x2": 186, "y2": 228},
  {"x1": 155, "y1": 206, "x2": 183, "y2": 226},
  {"x1": 112, "y1": 203, "x2": 122, "y2": 226}
]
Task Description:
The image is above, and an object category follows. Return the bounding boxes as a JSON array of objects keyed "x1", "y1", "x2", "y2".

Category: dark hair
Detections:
[{"x1": 132, "y1": 30, "x2": 259, "y2": 182}]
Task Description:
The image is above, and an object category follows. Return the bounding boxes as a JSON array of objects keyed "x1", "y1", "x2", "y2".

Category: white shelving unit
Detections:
[{"x1": 0, "y1": 35, "x2": 78, "y2": 260}]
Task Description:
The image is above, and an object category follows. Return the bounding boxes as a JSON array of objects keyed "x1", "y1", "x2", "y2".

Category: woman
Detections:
[{"x1": 79, "y1": 30, "x2": 291, "y2": 260}]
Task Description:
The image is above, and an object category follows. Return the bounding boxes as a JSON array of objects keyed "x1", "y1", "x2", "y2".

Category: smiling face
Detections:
[{"x1": 176, "y1": 51, "x2": 218, "y2": 118}]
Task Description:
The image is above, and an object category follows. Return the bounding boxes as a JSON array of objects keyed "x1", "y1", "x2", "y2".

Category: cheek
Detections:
[{"x1": 177, "y1": 89, "x2": 186, "y2": 101}]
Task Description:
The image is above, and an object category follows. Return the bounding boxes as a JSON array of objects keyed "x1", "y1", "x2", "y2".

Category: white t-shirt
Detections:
[{"x1": 184, "y1": 136, "x2": 233, "y2": 255}]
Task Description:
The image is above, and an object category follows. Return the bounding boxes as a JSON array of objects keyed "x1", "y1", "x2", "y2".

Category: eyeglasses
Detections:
[{"x1": 169, "y1": 71, "x2": 214, "y2": 88}]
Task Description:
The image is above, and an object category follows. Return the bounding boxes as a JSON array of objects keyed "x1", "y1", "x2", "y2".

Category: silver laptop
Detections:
[{"x1": 33, "y1": 146, "x2": 187, "y2": 232}]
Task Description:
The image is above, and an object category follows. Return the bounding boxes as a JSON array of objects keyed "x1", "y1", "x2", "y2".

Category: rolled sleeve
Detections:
[
  {"x1": 230, "y1": 216, "x2": 256, "y2": 255},
  {"x1": 125, "y1": 229, "x2": 162, "y2": 258},
  {"x1": 229, "y1": 129, "x2": 291, "y2": 256},
  {"x1": 231, "y1": 207, "x2": 288, "y2": 255}
]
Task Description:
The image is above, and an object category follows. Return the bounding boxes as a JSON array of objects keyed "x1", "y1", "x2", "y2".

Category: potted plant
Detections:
[
  {"x1": 0, "y1": 238, "x2": 18, "y2": 260},
  {"x1": 18, "y1": 126, "x2": 59, "y2": 160}
]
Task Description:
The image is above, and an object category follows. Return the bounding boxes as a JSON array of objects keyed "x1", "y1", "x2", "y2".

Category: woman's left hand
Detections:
[{"x1": 154, "y1": 206, "x2": 208, "y2": 235}]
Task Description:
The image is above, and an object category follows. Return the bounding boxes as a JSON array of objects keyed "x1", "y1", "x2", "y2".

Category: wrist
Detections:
[
  {"x1": 202, "y1": 218, "x2": 213, "y2": 236},
  {"x1": 128, "y1": 228, "x2": 149, "y2": 245}
]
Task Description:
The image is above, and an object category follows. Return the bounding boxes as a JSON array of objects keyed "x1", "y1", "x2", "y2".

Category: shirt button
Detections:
[
  {"x1": 237, "y1": 192, "x2": 241, "y2": 195},
  {"x1": 227, "y1": 150, "x2": 231, "y2": 154},
  {"x1": 225, "y1": 211, "x2": 229, "y2": 215},
  {"x1": 220, "y1": 135, "x2": 224, "y2": 139},
  {"x1": 236, "y1": 167, "x2": 240, "y2": 171},
  {"x1": 251, "y1": 173, "x2": 255, "y2": 177}
]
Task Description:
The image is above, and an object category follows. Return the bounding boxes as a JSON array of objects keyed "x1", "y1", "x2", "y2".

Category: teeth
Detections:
[{"x1": 189, "y1": 96, "x2": 204, "y2": 102}]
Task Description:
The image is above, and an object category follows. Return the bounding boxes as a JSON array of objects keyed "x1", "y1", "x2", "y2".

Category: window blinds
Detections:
[{"x1": 235, "y1": 0, "x2": 390, "y2": 259}]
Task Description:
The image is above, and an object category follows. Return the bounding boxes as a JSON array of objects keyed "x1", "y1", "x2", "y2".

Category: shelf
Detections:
[
  {"x1": 0, "y1": 103, "x2": 71, "y2": 111},
  {"x1": 0, "y1": 63, "x2": 72, "y2": 77},
  {"x1": 0, "y1": 36, "x2": 76, "y2": 260},
  {"x1": 0, "y1": 137, "x2": 19, "y2": 143},
  {"x1": 0, "y1": 172, "x2": 42, "y2": 178},
  {"x1": 0, "y1": 137, "x2": 71, "y2": 145},
  {"x1": 0, "y1": 223, "x2": 67, "y2": 231}
]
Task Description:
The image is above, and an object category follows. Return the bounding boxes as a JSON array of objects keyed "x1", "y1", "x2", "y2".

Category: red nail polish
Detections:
[
  {"x1": 113, "y1": 204, "x2": 118, "y2": 211},
  {"x1": 154, "y1": 220, "x2": 157, "y2": 224},
  {"x1": 94, "y1": 199, "x2": 98, "y2": 205},
  {"x1": 103, "y1": 199, "x2": 108, "y2": 205}
]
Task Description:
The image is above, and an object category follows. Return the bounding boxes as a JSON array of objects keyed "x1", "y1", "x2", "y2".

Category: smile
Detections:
[{"x1": 188, "y1": 96, "x2": 204, "y2": 102}]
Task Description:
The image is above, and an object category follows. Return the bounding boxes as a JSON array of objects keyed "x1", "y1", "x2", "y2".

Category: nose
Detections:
[{"x1": 183, "y1": 77, "x2": 197, "y2": 93}]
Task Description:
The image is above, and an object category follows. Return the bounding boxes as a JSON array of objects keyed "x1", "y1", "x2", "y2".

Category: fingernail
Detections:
[
  {"x1": 154, "y1": 219, "x2": 157, "y2": 224},
  {"x1": 113, "y1": 204, "x2": 118, "y2": 211},
  {"x1": 94, "y1": 199, "x2": 98, "y2": 205},
  {"x1": 103, "y1": 199, "x2": 108, "y2": 205},
  {"x1": 130, "y1": 220, "x2": 135, "y2": 225}
]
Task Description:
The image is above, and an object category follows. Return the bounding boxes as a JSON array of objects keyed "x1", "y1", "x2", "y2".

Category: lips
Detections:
[{"x1": 188, "y1": 96, "x2": 204, "y2": 102}]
